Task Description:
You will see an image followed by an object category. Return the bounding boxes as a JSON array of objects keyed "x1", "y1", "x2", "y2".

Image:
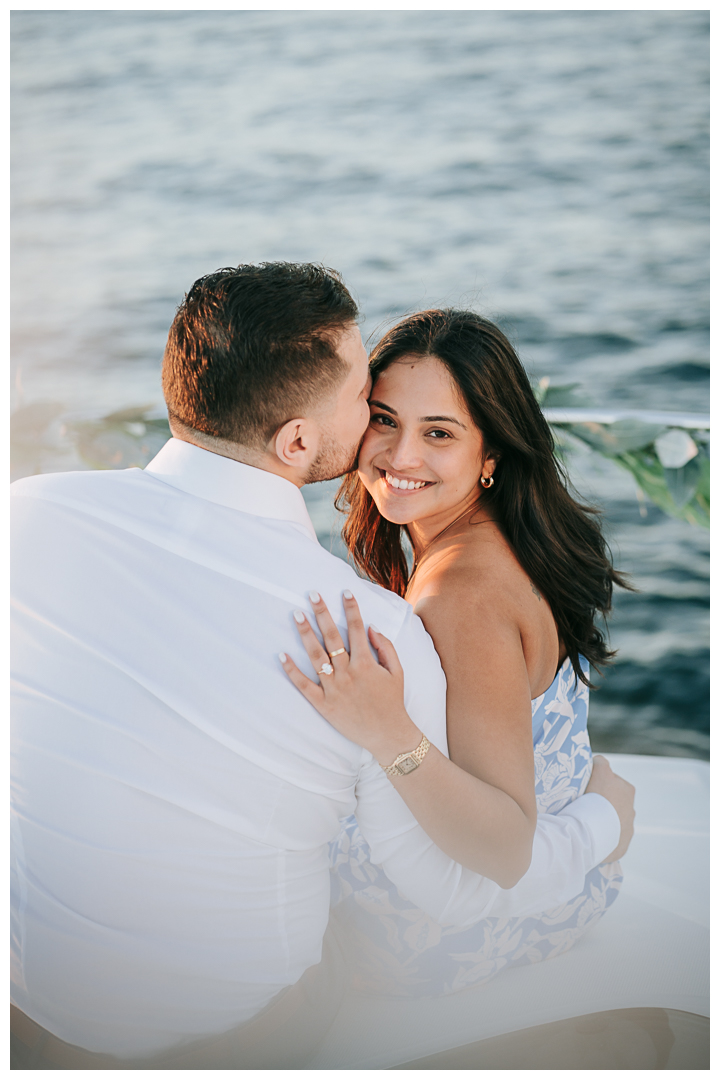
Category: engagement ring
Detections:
[{"x1": 317, "y1": 663, "x2": 334, "y2": 676}]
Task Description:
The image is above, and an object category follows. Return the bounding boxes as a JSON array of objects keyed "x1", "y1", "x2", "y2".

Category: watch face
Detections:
[{"x1": 396, "y1": 756, "x2": 419, "y2": 775}]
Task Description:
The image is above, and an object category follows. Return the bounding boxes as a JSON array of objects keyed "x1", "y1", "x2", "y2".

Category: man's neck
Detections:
[{"x1": 169, "y1": 427, "x2": 305, "y2": 488}]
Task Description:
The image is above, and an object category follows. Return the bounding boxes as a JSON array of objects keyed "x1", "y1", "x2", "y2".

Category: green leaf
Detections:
[
  {"x1": 563, "y1": 419, "x2": 666, "y2": 455},
  {"x1": 663, "y1": 456, "x2": 703, "y2": 509},
  {"x1": 533, "y1": 379, "x2": 588, "y2": 409},
  {"x1": 612, "y1": 448, "x2": 709, "y2": 528}
]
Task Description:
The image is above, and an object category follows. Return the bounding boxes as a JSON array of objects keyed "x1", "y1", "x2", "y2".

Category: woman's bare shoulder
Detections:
[
  {"x1": 410, "y1": 520, "x2": 561, "y2": 692},
  {"x1": 411, "y1": 526, "x2": 522, "y2": 625},
  {"x1": 410, "y1": 520, "x2": 555, "y2": 640},
  {"x1": 415, "y1": 521, "x2": 521, "y2": 593}
]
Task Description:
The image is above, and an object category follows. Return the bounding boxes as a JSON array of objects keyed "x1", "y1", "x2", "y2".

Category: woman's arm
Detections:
[
  {"x1": 413, "y1": 569, "x2": 539, "y2": 862},
  {"x1": 281, "y1": 588, "x2": 537, "y2": 889}
]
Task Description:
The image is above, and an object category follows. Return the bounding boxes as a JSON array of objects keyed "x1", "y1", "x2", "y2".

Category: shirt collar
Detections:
[{"x1": 144, "y1": 438, "x2": 318, "y2": 542}]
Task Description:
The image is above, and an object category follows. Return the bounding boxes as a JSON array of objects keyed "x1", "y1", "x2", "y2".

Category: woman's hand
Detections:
[
  {"x1": 280, "y1": 590, "x2": 421, "y2": 765},
  {"x1": 282, "y1": 589, "x2": 533, "y2": 886}
]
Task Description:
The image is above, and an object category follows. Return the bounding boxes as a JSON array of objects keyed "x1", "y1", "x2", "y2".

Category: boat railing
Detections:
[{"x1": 542, "y1": 409, "x2": 709, "y2": 429}]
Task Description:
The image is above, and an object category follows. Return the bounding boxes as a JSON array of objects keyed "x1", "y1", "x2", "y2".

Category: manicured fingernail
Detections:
[
  {"x1": 278, "y1": 652, "x2": 287, "y2": 663},
  {"x1": 293, "y1": 610, "x2": 306, "y2": 624},
  {"x1": 369, "y1": 624, "x2": 380, "y2": 633},
  {"x1": 343, "y1": 590, "x2": 354, "y2": 600},
  {"x1": 309, "y1": 591, "x2": 320, "y2": 603}
]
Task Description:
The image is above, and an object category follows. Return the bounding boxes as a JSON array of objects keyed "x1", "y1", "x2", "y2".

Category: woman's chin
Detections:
[{"x1": 371, "y1": 495, "x2": 419, "y2": 527}]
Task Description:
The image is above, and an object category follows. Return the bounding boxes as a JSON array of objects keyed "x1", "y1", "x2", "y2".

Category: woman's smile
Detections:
[{"x1": 379, "y1": 468, "x2": 434, "y2": 493}]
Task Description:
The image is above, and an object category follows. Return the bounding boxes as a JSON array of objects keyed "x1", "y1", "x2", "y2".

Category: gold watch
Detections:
[{"x1": 381, "y1": 734, "x2": 431, "y2": 777}]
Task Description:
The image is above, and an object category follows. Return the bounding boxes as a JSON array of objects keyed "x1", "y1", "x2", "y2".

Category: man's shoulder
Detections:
[
  {"x1": 301, "y1": 541, "x2": 413, "y2": 641},
  {"x1": 305, "y1": 548, "x2": 445, "y2": 708},
  {"x1": 11, "y1": 467, "x2": 143, "y2": 501},
  {"x1": 10, "y1": 468, "x2": 154, "y2": 539}
]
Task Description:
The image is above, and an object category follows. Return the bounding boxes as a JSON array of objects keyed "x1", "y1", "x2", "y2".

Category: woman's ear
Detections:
[{"x1": 482, "y1": 450, "x2": 500, "y2": 478}]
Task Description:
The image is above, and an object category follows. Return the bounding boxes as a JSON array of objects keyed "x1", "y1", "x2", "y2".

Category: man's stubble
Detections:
[{"x1": 304, "y1": 431, "x2": 361, "y2": 486}]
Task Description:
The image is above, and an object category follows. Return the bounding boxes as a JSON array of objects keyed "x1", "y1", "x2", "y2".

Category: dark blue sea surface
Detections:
[{"x1": 11, "y1": 10, "x2": 709, "y2": 757}]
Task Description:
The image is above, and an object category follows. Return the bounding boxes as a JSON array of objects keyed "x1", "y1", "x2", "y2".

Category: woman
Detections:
[{"x1": 281, "y1": 309, "x2": 627, "y2": 996}]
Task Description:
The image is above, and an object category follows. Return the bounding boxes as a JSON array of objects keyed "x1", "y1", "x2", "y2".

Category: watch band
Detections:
[{"x1": 380, "y1": 734, "x2": 431, "y2": 777}]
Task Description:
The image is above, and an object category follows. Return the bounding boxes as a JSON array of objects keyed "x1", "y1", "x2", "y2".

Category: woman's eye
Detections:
[
  {"x1": 427, "y1": 429, "x2": 452, "y2": 439},
  {"x1": 371, "y1": 414, "x2": 396, "y2": 427}
]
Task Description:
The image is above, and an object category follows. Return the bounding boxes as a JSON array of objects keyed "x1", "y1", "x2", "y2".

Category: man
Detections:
[{"x1": 11, "y1": 262, "x2": 634, "y2": 1068}]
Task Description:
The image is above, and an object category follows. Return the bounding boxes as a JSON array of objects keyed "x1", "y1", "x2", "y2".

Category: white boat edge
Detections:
[
  {"x1": 543, "y1": 408, "x2": 710, "y2": 429},
  {"x1": 307, "y1": 752, "x2": 709, "y2": 1070}
]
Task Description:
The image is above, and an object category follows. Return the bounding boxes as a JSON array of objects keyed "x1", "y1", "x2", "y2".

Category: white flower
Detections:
[{"x1": 655, "y1": 428, "x2": 699, "y2": 469}]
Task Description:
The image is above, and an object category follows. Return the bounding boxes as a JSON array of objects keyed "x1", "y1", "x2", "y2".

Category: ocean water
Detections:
[{"x1": 11, "y1": 10, "x2": 709, "y2": 757}]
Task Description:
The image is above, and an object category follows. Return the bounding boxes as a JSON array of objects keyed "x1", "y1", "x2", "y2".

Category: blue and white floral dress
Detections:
[{"x1": 329, "y1": 656, "x2": 622, "y2": 997}]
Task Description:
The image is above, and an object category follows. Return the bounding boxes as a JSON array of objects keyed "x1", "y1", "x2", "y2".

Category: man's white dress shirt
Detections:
[{"x1": 11, "y1": 438, "x2": 620, "y2": 1056}]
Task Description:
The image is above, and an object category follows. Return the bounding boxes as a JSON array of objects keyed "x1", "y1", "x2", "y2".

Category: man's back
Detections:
[
  {"x1": 11, "y1": 439, "x2": 622, "y2": 1059},
  {"x1": 11, "y1": 442, "x2": 447, "y2": 1055}
]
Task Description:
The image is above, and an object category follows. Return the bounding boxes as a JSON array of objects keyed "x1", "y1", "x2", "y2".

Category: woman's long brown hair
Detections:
[{"x1": 336, "y1": 309, "x2": 630, "y2": 685}]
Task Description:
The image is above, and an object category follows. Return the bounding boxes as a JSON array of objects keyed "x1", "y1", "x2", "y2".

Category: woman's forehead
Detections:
[{"x1": 373, "y1": 356, "x2": 467, "y2": 408}]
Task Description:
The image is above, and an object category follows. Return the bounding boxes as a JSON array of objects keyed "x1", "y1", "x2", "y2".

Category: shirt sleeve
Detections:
[{"x1": 353, "y1": 608, "x2": 622, "y2": 927}]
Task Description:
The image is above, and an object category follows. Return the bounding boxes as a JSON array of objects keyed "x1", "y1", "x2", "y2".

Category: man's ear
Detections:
[{"x1": 272, "y1": 417, "x2": 320, "y2": 471}]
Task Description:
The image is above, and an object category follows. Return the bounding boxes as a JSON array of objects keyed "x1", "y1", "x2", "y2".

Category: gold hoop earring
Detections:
[{"x1": 480, "y1": 475, "x2": 494, "y2": 489}]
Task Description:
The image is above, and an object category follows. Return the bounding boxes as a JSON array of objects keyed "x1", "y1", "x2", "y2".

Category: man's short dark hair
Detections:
[{"x1": 162, "y1": 262, "x2": 359, "y2": 447}]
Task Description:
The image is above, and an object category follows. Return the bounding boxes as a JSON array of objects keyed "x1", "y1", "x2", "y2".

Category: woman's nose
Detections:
[{"x1": 386, "y1": 433, "x2": 424, "y2": 472}]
